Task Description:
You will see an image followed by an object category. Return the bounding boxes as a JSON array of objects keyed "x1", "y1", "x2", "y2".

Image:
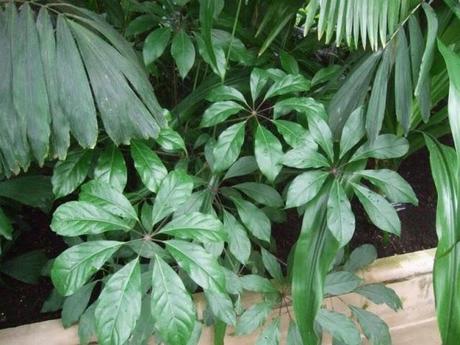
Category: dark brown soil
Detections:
[
  {"x1": 0, "y1": 210, "x2": 66, "y2": 329},
  {"x1": 0, "y1": 146, "x2": 439, "y2": 329}
]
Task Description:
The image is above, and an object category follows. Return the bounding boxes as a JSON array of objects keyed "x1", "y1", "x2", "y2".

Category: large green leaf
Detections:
[
  {"x1": 12, "y1": 4, "x2": 50, "y2": 164},
  {"x1": 56, "y1": 15, "x2": 97, "y2": 148},
  {"x1": 223, "y1": 210, "x2": 251, "y2": 265},
  {"x1": 198, "y1": 0, "x2": 223, "y2": 78},
  {"x1": 339, "y1": 107, "x2": 365, "y2": 158},
  {"x1": 223, "y1": 156, "x2": 258, "y2": 180},
  {"x1": 52, "y1": 149, "x2": 93, "y2": 198},
  {"x1": 71, "y1": 21, "x2": 160, "y2": 144},
  {"x1": 283, "y1": 147, "x2": 329, "y2": 169},
  {"x1": 79, "y1": 180, "x2": 138, "y2": 221},
  {"x1": 0, "y1": 4, "x2": 29, "y2": 175},
  {"x1": 201, "y1": 101, "x2": 245, "y2": 127},
  {"x1": 350, "y1": 134, "x2": 408, "y2": 162},
  {"x1": 36, "y1": 8, "x2": 69, "y2": 160},
  {"x1": 355, "y1": 284, "x2": 402, "y2": 311},
  {"x1": 286, "y1": 171, "x2": 329, "y2": 208},
  {"x1": 355, "y1": 169, "x2": 418, "y2": 205},
  {"x1": 94, "y1": 144, "x2": 127, "y2": 192},
  {"x1": 230, "y1": 196, "x2": 271, "y2": 242},
  {"x1": 213, "y1": 121, "x2": 246, "y2": 172},
  {"x1": 51, "y1": 241, "x2": 122, "y2": 296},
  {"x1": 308, "y1": 113, "x2": 334, "y2": 161},
  {"x1": 235, "y1": 301, "x2": 274, "y2": 336},
  {"x1": 95, "y1": 259, "x2": 141, "y2": 345},
  {"x1": 171, "y1": 30, "x2": 196, "y2": 79},
  {"x1": 207, "y1": 85, "x2": 247, "y2": 104},
  {"x1": 60, "y1": 4, "x2": 165, "y2": 126},
  {"x1": 261, "y1": 247, "x2": 283, "y2": 281},
  {"x1": 425, "y1": 135, "x2": 460, "y2": 344},
  {"x1": 264, "y1": 75, "x2": 310, "y2": 99},
  {"x1": 125, "y1": 15, "x2": 156, "y2": 37},
  {"x1": 414, "y1": 4, "x2": 438, "y2": 122},
  {"x1": 204, "y1": 289, "x2": 236, "y2": 325},
  {"x1": 273, "y1": 97, "x2": 327, "y2": 119},
  {"x1": 366, "y1": 47, "x2": 392, "y2": 142},
  {"x1": 272, "y1": 120, "x2": 308, "y2": 148},
  {"x1": 143, "y1": 27, "x2": 171, "y2": 65},
  {"x1": 158, "y1": 212, "x2": 225, "y2": 243},
  {"x1": 151, "y1": 255, "x2": 196, "y2": 345},
  {"x1": 352, "y1": 183, "x2": 401, "y2": 236},
  {"x1": 151, "y1": 170, "x2": 194, "y2": 226},
  {"x1": 62, "y1": 282, "x2": 95, "y2": 328},
  {"x1": 324, "y1": 272, "x2": 361, "y2": 296},
  {"x1": 0, "y1": 4, "x2": 165, "y2": 173},
  {"x1": 327, "y1": 180, "x2": 355, "y2": 246},
  {"x1": 234, "y1": 182, "x2": 283, "y2": 208},
  {"x1": 156, "y1": 128, "x2": 186, "y2": 152},
  {"x1": 254, "y1": 124, "x2": 283, "y2": 182},
  {"x1": 344, "y1": 244, "x2": 377, "y2": 273},
  {"x1": 78, "y1": 304, "x2": 96, "y2": 345},
  {"x1": 350, "y1": 307, "x2": 391, "y2": 345},
  {"x1": 303, "y1": 0, "x2": 417, "y2": 50},
  {"x1": 394, "y1": 30, "x2": 412, "y2": 135},
  {"x1": 130, "y1": 140, "x2": 167, "y2": 193},
  {"x1": 316, "y1": 309, "x2": 360, "y2": 345},
  {"x1": 328, "y1": 53, "x2": 381, "y2": 137},
  {"x1": 51, "y1": 201, "x2": 132, "y2": 236},
  {"x1": 250, "y1": 68, "x2": 269, "y2": 103},
  {"x1": 240, "y1": 274, "x2": 277, "y2": 294},
  {"x1": 165, "y1": 240, "x2": 225, "y2": 291},
  {"x1": 292, "y1": 194, "x2": 340, "y2": 345},
  {"x1": 438, "y1": 40, "x2": 460, "y2": 161},
  {"x1": 408, "y1": 15, "x2": 424, "y2": 115}
]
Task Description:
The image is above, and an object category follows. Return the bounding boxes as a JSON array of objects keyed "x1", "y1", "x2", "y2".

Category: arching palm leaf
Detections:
[
  {"x1": 0, "y1": 2, "x2": 165, "y2": 176},
  {"x1": 301, "y1": 0, "x2": 421, "y2": 50}
]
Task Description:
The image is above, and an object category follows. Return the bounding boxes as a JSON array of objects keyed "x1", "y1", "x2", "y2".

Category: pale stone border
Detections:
[{"x1": 0, "y1": 248, "x2": 439, "y2": 345}]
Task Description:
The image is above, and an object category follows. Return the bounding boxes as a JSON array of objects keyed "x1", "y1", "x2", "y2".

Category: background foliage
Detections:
[{"x1": 0, "y1": 1, "x2": 460, "y2": 345}]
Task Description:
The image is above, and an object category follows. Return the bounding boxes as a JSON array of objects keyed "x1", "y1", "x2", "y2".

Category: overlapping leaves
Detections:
[
  {"x1": 50, "y1": 163, "x2": 233, "y2": 345},
  {"x1": 0, "y1": 3, "x2": 165, "y2": 176}
]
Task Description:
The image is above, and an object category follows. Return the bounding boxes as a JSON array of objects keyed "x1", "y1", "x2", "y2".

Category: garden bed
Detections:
[
  {"x1": 0, "y1": 144, "x2": 439, "y2": 330},
  {"x1": 0, "y1": 248, "x2": 439, "y2": 345}
]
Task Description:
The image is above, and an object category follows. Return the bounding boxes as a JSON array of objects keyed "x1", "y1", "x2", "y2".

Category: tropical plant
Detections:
[
  {"x1": 0, "y1": 1, "x2": 165, "y2": 176},
  {"x1": 1, "y1": 0, "x2": 460, "y2": 345},
  {"x1": 425, "y1": 40, "x2": 460, "y2": 345}
]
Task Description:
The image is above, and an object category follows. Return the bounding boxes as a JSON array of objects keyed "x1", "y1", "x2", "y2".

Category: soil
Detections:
[
  {"x1": 0, "y1": 210, "x2": 67, "y2": 329},
  {"x1": 0, "y1": 145, "x2": 439, "y2": 330}
]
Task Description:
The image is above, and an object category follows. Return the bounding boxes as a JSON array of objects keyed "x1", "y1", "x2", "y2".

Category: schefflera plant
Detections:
[
  {"x1": 49, "y1": 142, "x2": 235, "y2": 345},
  {"x1": 284, "y1": 107, "x2": 418, "y2": 345},
  {"x1": 201, "y1": 67, "x2": 320, "y2": 183}
]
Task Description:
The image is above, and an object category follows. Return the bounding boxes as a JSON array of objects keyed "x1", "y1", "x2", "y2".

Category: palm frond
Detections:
[
  {"x1": 328, "y1": 3, "x2": 441, "y2": 140},
  {"x1": 0, "y1": 2, "x2": 165, "y2": 177},
  {"x1": 301, "y1": 0, "x2": 421, "y2": 51}
]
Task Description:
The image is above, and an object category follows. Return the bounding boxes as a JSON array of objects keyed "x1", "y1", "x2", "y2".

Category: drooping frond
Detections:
[
  {"x1": 300, "y1": 0, "x2": 422, "y2": 50},
  {"x1": 0, "y1": 2, "x2": 166, "y2": 176},
  {"x1": 328, "y1": 3, "x2": 441, "y2": 140}
]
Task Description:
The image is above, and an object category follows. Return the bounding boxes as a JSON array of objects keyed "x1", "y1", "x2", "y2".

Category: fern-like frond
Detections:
[
  {"x1": 328, "y1": 2, "x2": 442, "y2": 140},
  {"x1": 301, "y1": 0, "x2": 421, "y2": 50},
  {"x1": 0, "y1": 2, "x2": 166, "y2": 177}
]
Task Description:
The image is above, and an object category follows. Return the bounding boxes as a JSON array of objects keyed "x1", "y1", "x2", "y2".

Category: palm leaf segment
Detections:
[
  {"x1": 300, "y1": 0, "x2": 421, "y2": 50},
  {"x1": 0, "y1": 2, "x2": 166, "y2": 176}
]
